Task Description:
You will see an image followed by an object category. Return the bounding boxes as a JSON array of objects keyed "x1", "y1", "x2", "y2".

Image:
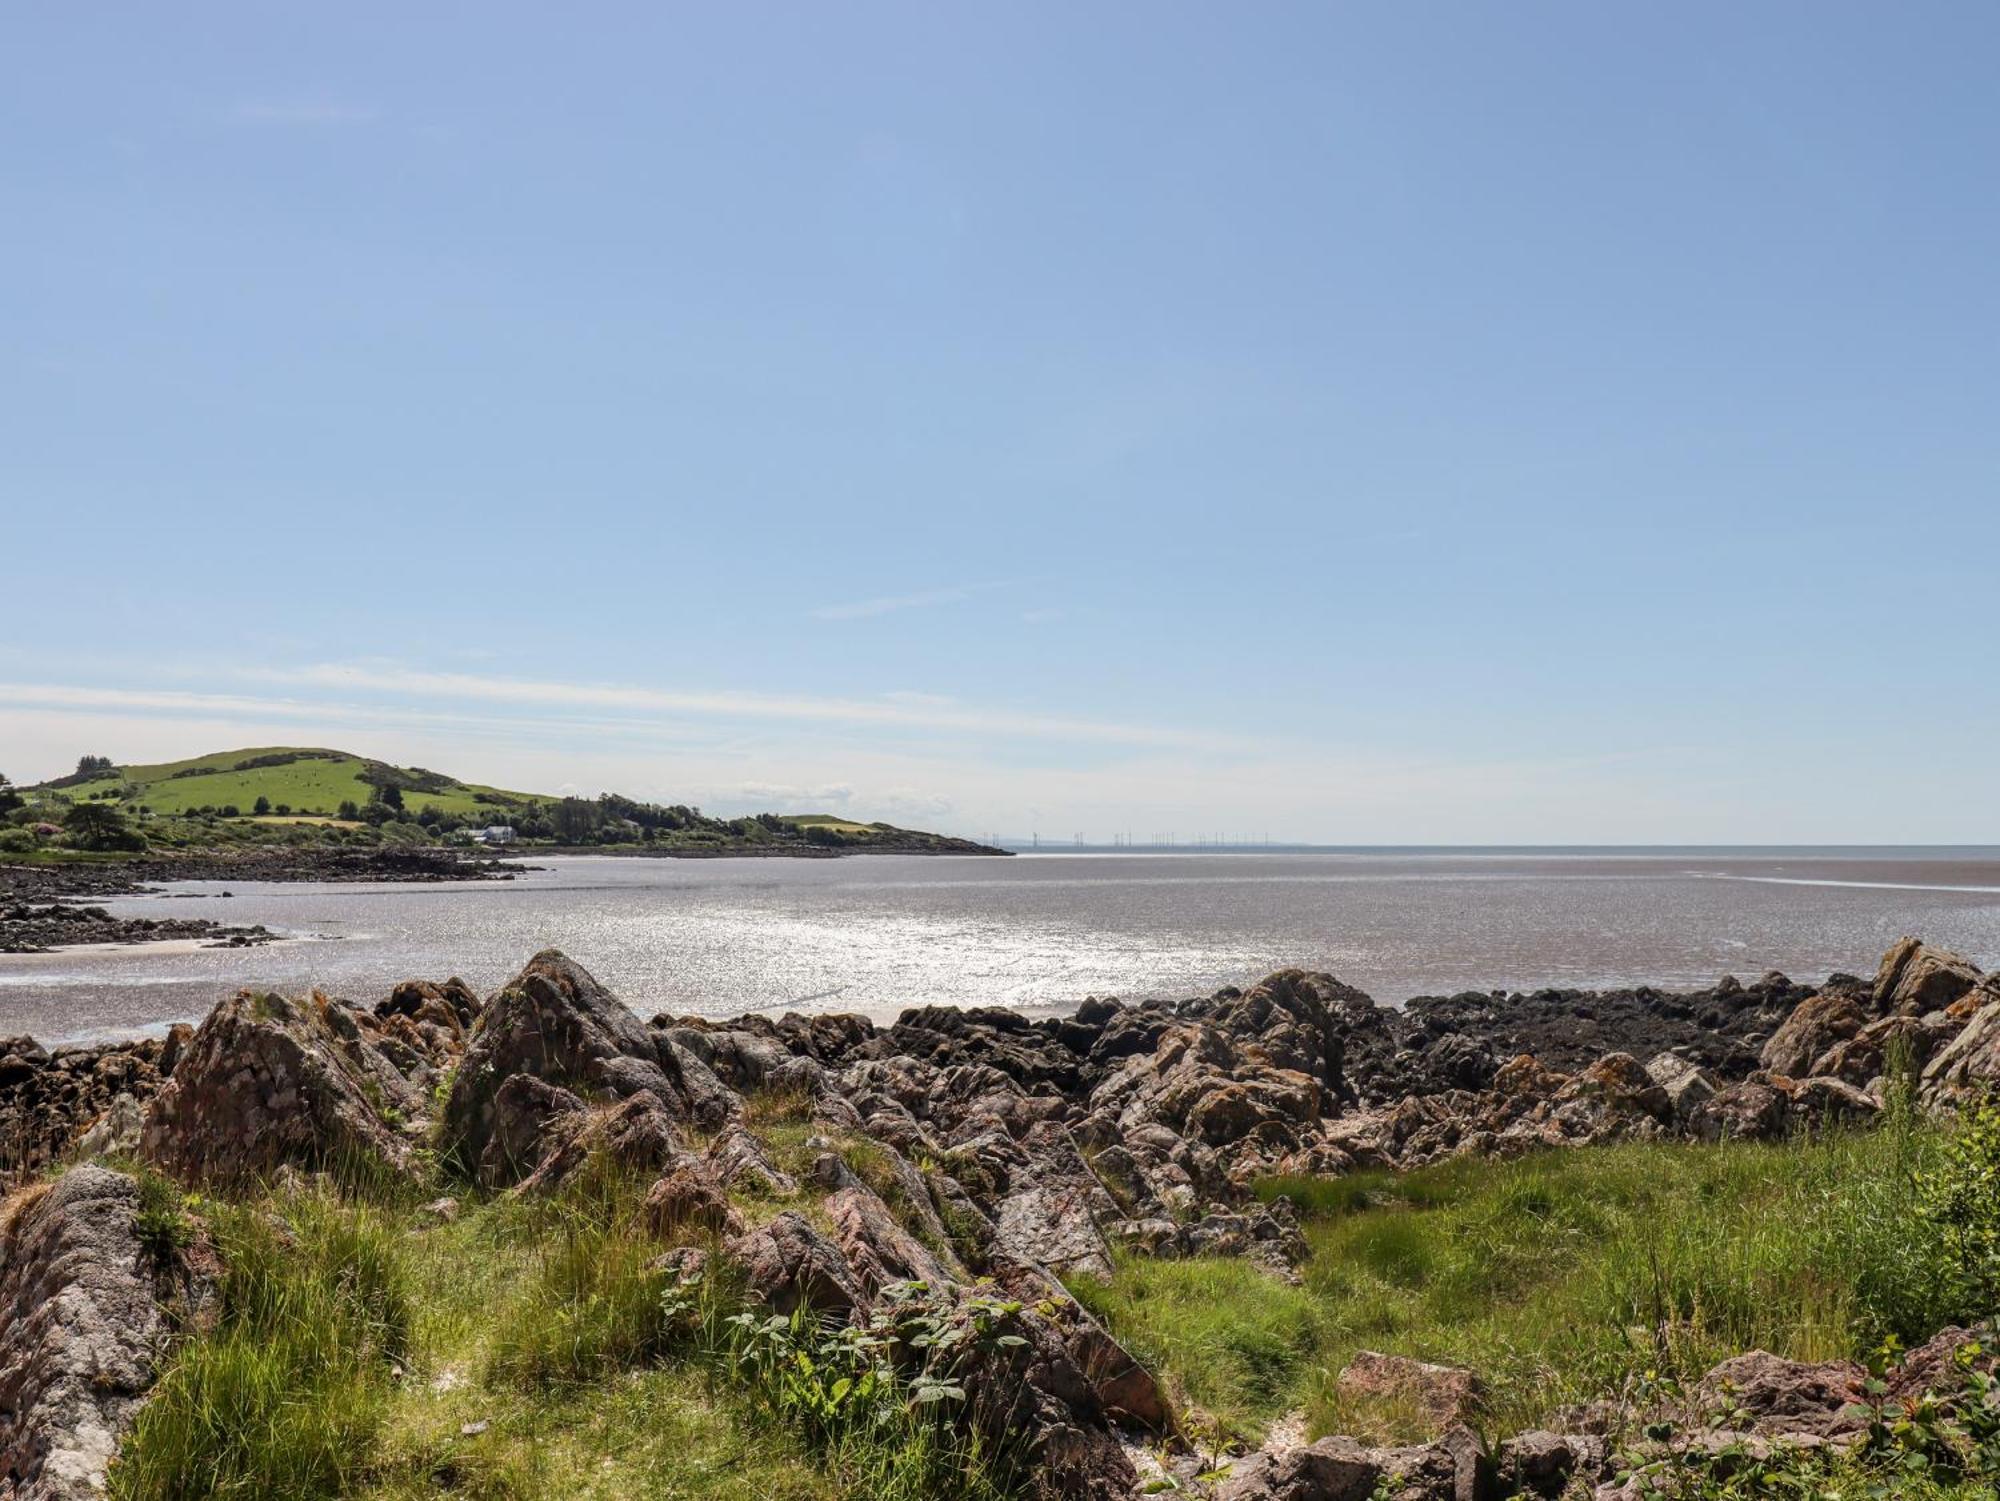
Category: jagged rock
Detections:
[
  {"x1": 725, "y1": 1211, "x2": 864, "y2": 1316},
  {"x1": 644, "y1": 1162, "x2": 744, "y2": 1237},
  {"x1": 1922, "y1": 996, "x2": 2000, "y2": 1104},
  {"x1": 476, "y1": 1074, "x2": 586, "y2": 1188},
  {"x1": 706, "y1": 1124, "x2": 799, "y2": 1197},
  {"x1": 441, "y1": 950, "x2": 738, "y2": 1176},
  {"x1": 0, "y1": 1035, "x2": 179, "y2": 1178},
  {"x1": 1760, "y1": 993, "x2": 1868, "y2": 1078},
  {"x1": 375, "y1": 976, "x2": 482, "y2": 1031},
  {"x1": 1334, "y1": 1350, "x2": 1486, "y2": 1434},
  {"x1": 989, "y1": 1256, "x2": 1171, "y2": 1432},
  {"x1": 514, "y1": 1092, "x2": 690, "y2": 1195},
  {"x1": 139, "y1": 990, "x2": 418, "y2": 1182},
  {"x1": 0, "y1": 1168, "x2": 200, "y2": 1500},
  {"x1": 1874, "y1": 938, "x2": 1982, "y2": 1015},
  {"x1": 824, "y1": 1183, "x2": 955, "y2": 1293},
  {"x1": 991, "y1": 1121, "x2": 1117, "y2": 1278}
]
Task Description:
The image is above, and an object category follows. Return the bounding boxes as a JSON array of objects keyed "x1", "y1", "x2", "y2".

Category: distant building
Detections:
[{"x1": 476, "y1": 825, "x2": 517, "y2": 845}]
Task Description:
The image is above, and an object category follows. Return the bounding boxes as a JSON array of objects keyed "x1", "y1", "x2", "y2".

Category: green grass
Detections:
[
  {"x1": 1072, "y1": 1117, "x2": 1979, "y2": 1448},
  {"x1": 107, "y1": 1150, "x2": 1008, "y2": 1501},
  {"x1": 29, "y1": 746, "x2": 546, "y2": 819}
]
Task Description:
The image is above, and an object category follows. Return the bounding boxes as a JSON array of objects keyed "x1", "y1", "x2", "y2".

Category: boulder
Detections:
[
  {"x1": 475, "y1": 1074, "x2": 587, "y2": 1188},
  {"x1": 1693, "y1": 1350, "x2": 1869, "y2": 1439},
  {"x1": 139, "y1": 990, "x2": 418, "y2": 1182},
  {"x1": 0, "y1": 1168, "x2": 196, "y2": 1500},
  {"x1": 1218, "y1": 1428, "x2": 1486, "y2": 1501},
  {"x1": 441, "y1": 950, "x2": 738, "y2": 1177},
  {"x1": 1644, "y1": 1053, "x2": 1716, "y2": 1117},
  {"x1": 1922, "y1": 997, "x2": 2000, "y2": 1104},
  {"x1": 1759, "y1": 993, "x2": 1867, "y2": 1078},
  {"x1": 1688, "y1": 1080, "x2": 1789, "y2": 1143},
  {"x1": 1495, "y1": 1430, "x2": 1605, "y2": 1498},
  {"x1": 1874, "y1": 938, "x2": 1982, "y2": 1015}
]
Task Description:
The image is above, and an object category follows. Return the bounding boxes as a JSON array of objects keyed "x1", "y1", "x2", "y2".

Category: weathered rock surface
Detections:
[
  {"x1": 139, "y1": 990, "x2": 421, "y2": 1182},
  {"x1": 0, "y1": 1168, "x2": 197, "y2": 1500},
  {"x1": 1218, "y1": 1427, "x2": 1487, "y2": 1501},
  {"x1": 441, "y1": 950, "x2": 738, "y2": 1180},
  {"x1": 0, "y1": 1030, "x2": 186, "y2": 1179}
]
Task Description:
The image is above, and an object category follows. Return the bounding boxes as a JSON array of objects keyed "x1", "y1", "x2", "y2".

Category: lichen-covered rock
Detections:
[
  {"x1": 139, "y1": 990, "x2": 419, "y2": 1182},
  {"x1": 0, "y1": 1169, "x2": 189, "y2": 1500},
  {"x1": 1760, "y1": 993, "x2": 1868, "y2": 1078},
  {"x1": 990, "y1": 1121, "x2": 1117, "y2": 1279},
  {"x1": 1693, "y1": 1350, "x2": 1869, "y2": 1439},
  {"x1": 1874, "y1": 938, "x2": 1982, "y2": 1015},
  {"x1": 441, "y1": 950, "x2": 739, "y2": 1178},
  {"x1": 1922, "y1": 996, "x2": 2000, "y2": 1104},
  {"x1": 1688, "y1": 1080, "x2": 1789, "y2": 1143}
]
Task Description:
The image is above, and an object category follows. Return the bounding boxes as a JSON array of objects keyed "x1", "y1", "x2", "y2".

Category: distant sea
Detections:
[{"x1": 4, "y1": 848, "x2": 1998, "y2": 1044}]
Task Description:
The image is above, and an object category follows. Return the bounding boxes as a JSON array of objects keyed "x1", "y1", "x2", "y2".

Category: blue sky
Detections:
[{"x1": 5, "y1": 3, "x2": 1997, "y2": 841}]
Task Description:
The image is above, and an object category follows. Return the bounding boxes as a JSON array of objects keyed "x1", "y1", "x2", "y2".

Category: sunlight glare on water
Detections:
[{"x1": 4, "y1": 850, "x2": 1999, "y2": 1044}]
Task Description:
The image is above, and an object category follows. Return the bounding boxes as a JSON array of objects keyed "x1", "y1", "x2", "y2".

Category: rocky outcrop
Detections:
[
  {"x1": 0, "y1": 1031, "x2": 186, "y2": 1179},
  {"x1": 725, "y1": 1211, "x2": 865, "y2": 1316},
  {"x1": 1874, "y1": 937, "x2": 1982, "y2": 1015},
  {"x1": 1922, "y1": 991, "x2": 2000, "y2": 1105},
  {"x1": 0, "y1": 1168, "x2": 197, "y2": 1500},
  {"x1": 139, "y1": 990, "x2": 421, "y2": 1183},
  {"x1": 440, "y1": 950, "x2": 738, "y2": 1181}
]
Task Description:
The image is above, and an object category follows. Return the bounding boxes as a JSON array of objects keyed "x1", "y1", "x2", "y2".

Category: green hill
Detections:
[
  {"x1": 31, "y1": 747, "x2": 545, "y2": 819},
  {"x1": 18, "y1": 747, "x2": 1004, "y2": 857}
]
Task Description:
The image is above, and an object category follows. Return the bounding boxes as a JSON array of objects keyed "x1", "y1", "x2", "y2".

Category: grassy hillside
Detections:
[
  {"x1": 34, "y1": 747, "x2": 545, "y2": 819},
  {"x1": 13, "y1": 748, "x2": 999, "y2": 858}
]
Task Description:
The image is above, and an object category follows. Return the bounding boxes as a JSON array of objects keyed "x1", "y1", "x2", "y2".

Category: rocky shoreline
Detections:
[
  {"x1": 2, "y1": 937, "x2": 1997, "y2": 1498},
  {"x1": 0, "y1": 849, "x2": 528, "y2": 956}
]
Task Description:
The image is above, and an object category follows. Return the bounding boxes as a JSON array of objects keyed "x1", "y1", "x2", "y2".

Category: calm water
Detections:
[{"x1": 5, "y1": 850, "x2": 2000, "y2": 1044}]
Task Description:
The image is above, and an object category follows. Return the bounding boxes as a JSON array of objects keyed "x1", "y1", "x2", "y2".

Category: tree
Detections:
[
  {"x1": 552, "y1": 796, "x2": 600, "y2": 843},
  {"x1": 375, "y1": 784, "x2": 405, "y2": 811},
  {"x1": 63, "y1": 802, "x2": 145, "y2": 852},
  {"x1": 0, "y1": 774, "x2": 21, "y2": 817},
  {"x1": 75, "y1": 755, "x2": 115, "y2": 777},
  {"x1": 253, "y1": 796, "x2": 272, "y2": 816},
  {"x1": 221, "y1": 804, "x2": 240, "y2": 818},
  {"x1": 338, "y1": 800, "x2": 361, "y2": 821}
]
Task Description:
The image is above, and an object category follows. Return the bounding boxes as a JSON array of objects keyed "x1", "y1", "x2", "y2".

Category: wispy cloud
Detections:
[
  {"x1": 230, "y1": 97, "x2": 381, "y2": 127},
  {"x1": 219, "y1": 662, "x2": 1251, "y2": 751}
]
